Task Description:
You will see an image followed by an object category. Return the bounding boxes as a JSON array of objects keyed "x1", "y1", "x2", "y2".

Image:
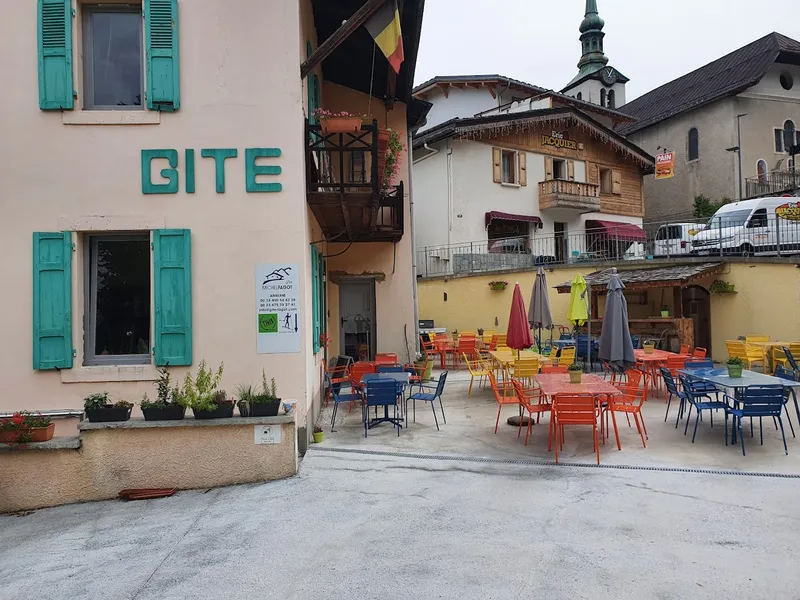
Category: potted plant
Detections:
[
  {"x1": 0, "y1": 412, "x2": 55, "y2": 444},
  {"x1": 140, "y1": 366, "x2": 187, "y2": 421},
  {"x1": 568, "y1": 362, "x2": 583, "y2": 384},
  {"x1": 643, "y1": 343, "x2": 655, "y2": 355},
  {"x1": 236, "y1": 369, "x2": 282, "y2": 417},
  {"x1": 477, "y1": 328, "x2": 485, "y2": 337},
  {"x1": 178, "y1": 360, "x2": 232, "y2": 419},
  {"x1": 379, "y1": 128, "x2": 404, "y2": 191},
  {"x1": 313, "y1": 109, "x2": 364, "y2": 134},
  {"x1": 312, "y1": 425, "x2": 324, "y2": 444},
  {"x1": 727, "y1": 357, "x2": 744, "y2": 378},
  {"x1": 489, "y1": 281, "x2": 508, "y2": 291},
  {"x1": 660, "y1": 305, "x2": 670, "y2": 318},
  {"x1": 414, "y1": 351, "x2": 434, "y2": 382},
  {"x1": 84, "y1": 392, "x2": 133, "y2": 423}
]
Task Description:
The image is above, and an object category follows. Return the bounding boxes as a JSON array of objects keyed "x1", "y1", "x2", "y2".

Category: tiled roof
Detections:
[
  {"x1": 412, "y1": 74, "x2": 546, "y2": 96},
  {"x1": 554, "y1": 263, "x2": 725, "y2": 292},
  {"x1": 618, "y1": 33, "x2": 800, "y2": 136}
]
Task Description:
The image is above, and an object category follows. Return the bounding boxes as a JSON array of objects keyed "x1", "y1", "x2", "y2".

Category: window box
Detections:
[
  {"x1": 192, "y1": 403, "x2": 235, "y2": 420},
  {"x1": 86, "y1": 406, "x2": 133, "y2": 423},
  {"x1": 0, "y1": 423, "x2": 55, "y2": 444},
  {"x1": 142, "y1": 405, "x2": 186, "y2": 421}
]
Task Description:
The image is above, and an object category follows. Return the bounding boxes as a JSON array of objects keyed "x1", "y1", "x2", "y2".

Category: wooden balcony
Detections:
[
  {"x1": 539, "y1": 179, "x2": 601, "y2": 213},
  {"x1": 306, "y1": 121, "x2": 404, "y2": 243}
]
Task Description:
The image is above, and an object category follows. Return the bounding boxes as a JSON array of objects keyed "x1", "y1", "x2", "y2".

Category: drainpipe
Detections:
[
  {"x1": 412, "y1": 142, "x2": 439, "y2": 165},
  {"x1": 408, "y1": 131, "x2": 420, "y2": 352},
  {"x1": 446, "y1": 141, "x2": 454, "y2": 247}
]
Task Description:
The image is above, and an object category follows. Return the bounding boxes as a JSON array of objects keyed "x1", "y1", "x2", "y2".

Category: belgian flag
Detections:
[{"x1": 365, "y1": 0, "x2": 404, "y2": 74}]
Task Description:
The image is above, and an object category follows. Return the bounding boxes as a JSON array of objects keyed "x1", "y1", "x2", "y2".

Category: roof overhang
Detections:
[
  {"x1": 554, "y1": 263, "x2": 726, "y2": 293},
  {"x1": 412, "y1": 75, "x2": 545, "y2": 100}
]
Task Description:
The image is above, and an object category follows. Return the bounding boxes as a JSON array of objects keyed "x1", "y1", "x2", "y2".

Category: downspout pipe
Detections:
[
  {"x1": 413, "y1": 142, "x2": 439, "y2": 164},
  {"x1": 408, "y1": 131, "x2": 420, "y2": 353}
]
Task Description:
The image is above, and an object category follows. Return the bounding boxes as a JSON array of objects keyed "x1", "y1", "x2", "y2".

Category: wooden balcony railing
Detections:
[{"x1": 539, "y1": 179, "x2": 601, "y2": 212}]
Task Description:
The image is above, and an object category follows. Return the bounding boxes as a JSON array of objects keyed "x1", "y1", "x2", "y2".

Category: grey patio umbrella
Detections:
[
  {"x1": 598, "y1": 268, "x2": 636, "y2": 373},
  {"x1": 528, "y1": 267, "x2": 554, "y2": 353}
]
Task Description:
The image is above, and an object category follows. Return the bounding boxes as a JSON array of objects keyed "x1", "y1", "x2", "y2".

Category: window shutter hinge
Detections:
[
  {"x1": 72, "y1": 349, "x2": 77, "y2": 357},
  {"x1": 152, "y1": 346, "x2": 155, "y2": 355},
  {"x1": 71, "y1": 8, "x2": 76, "y2": 17},
  {"x1": 71, "y1": 243, "x2": 76, "y2": 251},
  {"x1": 73, "y1": 90, "x2": 77, "y2": 98}
]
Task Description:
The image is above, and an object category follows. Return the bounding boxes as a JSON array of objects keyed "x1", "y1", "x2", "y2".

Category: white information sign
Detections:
[
  {"x1": 256, "y1": 263, "x2": 301, "y2": 354},
  {"x1": 254, "y1": 424, "x2": 282, "y2": 445}
]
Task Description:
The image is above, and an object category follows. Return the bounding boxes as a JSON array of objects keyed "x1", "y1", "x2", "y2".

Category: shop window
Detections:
[
  {"x1": 688, "y1": 127, "x2": 699, "y2": 161},
  {"x1": 84, "y1": 234, "x2": 151, "y2": 365},
  {"x1": 501, "y1": 149, "x2": 517, "y2": 184},
  {"x1": 82, "y1": 5, "x2": 143, "y2": 109}
]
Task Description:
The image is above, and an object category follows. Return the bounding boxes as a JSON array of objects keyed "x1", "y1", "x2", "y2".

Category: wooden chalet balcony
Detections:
[
  {"x1": 538, "y1": 179, "x2": 601, "y2": 213},
  {"x1": 306, "y1": 120, "x2": 404, "y2": 243}
]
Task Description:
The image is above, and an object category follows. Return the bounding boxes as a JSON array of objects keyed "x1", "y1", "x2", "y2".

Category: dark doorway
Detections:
[
  {"x1": 682, "y1": 285, "x2": 711, "y2": 354},
  {"x1": 340, "y1": 280, "x2": 376, "y2": 361},
  {"x1": 554, "y1": 222, "x2": 567, "y2": 264}
]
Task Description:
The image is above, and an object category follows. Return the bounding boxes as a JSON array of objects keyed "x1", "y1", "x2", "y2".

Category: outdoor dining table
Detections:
[
  {"x1": 678, "y1": 368, "x2": 800, "y2": 423},
  {"x1": 488, "y1": 350, "x2": 551, "y2": 382},
  {"x1": 361, "y1": 372, "x2": 411, "y2": 430},
  {"x1": 746, "y1": 341, "x2": 794, "y2": 372},
  {"x1": 535, "y1": 373, "x2": 621, "y2": 398},
  {"x1": 635, "y1": 349, "x2": 688, "y2": 390}
]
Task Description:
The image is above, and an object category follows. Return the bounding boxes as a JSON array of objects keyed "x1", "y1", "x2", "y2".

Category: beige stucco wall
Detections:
[
  {"x1": 0, "y1": 418, "x2": 297, "y2": 513},
  {"x1": 417, "y1": 261, "x2": 800, "y2": 363}
]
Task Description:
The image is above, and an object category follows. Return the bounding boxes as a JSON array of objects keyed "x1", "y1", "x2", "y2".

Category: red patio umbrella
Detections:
[{"x1": 507, "y1": 282, "x2": 533, "y2": 355}]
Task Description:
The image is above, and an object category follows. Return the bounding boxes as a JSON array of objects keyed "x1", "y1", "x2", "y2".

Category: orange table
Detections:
[
  {"x1": 634, "y1": 350, "x2": 689, "y2": 390},
  {"x1": 535, "y1": 373, "x2": 621, "y2": 398}
]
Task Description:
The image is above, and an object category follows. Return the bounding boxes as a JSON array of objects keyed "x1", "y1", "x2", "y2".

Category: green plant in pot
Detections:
[
  {"x1": 181, "y1": 361, "x2": 231, "y2": 419},
  {"x1": 140, "y1": 366, "x2": 187, "y2": 421},
  {"x1": 312, "y1": 425, "x2": 324, "y2": 444},
  {"x1": 236, "y1": 369, "x2": 282, "y2": 417},
  {"x1": 727, "y1": 356, "x2": 744, "y2": 378},
  {"x1": 0, "y1": 412, "x2": 55, "y2": 444},
  {"x1": 413, "y1": 351, "x2": 434, "y2": 382},
  {"x1": 568, "y1": 362, "x2": 584, "y2": 384},
  {"x1": 660, "y1": 305, "x2": 670, "y2": 318},
  {"x1": 84, "y1": 392, "x2": 133, "y2": 423}
]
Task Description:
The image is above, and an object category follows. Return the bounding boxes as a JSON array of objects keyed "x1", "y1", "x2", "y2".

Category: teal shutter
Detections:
[
  {"x1": 33, "y1": 232, "x2": 73, "y2": 370},
  {"x1": 37, "y1": 0, "x2": 74, "y2": 110},
  {"x1": 311, "y1": 246, "x2": 320, "y2": 353},
  {"x1": 145, "y1": 0, "x2": 180, "y2": 111},
  {"x1": 306, "y1": 41, "x2": 318, "y2": 124},
  {"x1": 153, "y1": 229, "x2": 192, "y2": 366},
  {"x1": 319, "y1": 254, "x2": 326, "y2": 341}
]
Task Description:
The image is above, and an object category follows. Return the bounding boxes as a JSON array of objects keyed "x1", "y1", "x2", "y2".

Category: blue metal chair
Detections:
[
  {"x1": 781, "y1": 347, "x2": 800, "y2": 379},
  {"x1": 727, "y1": 385, "x2": 788, "y2": 455},
  {"x1": 560, "y1": 332, "x2": 572, "y2": 340},
  {"x1": 682, "y1": 359, "x2": 719, "y2": 395},
  {"x1": 660, "y1": 367, "x2": 687, "y2": 426},
  {"x1": 631, "y1": 335, "x2": 641, "y2": 350},
  {"x1": 326, "y1": 372, "x2": 362, "y2": 433},
  {"x1": 773, "y1": 366, "x2": 797, "y2": 438},
  {"x1": 377, "y1": 365, "x2": 405, "y2": 374},
  {"x1": 364, "y1": 379, "x2": 403, "y2": 438},
  {"x1": 678, "y1": 374, "x2": 729, "y2": 443},
  {"x1": 406, "y1": 371, "x2": 448, "y2": 430}
]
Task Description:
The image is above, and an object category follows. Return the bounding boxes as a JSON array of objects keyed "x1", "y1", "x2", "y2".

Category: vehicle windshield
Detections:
[{"x1": 703, "y1": 209, "x2": 752, "y2": 230}]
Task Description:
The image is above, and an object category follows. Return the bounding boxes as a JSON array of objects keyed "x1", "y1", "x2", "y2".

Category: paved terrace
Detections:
[{"x1": 2, "y1": 370, "x2": 800, "y2": 599}]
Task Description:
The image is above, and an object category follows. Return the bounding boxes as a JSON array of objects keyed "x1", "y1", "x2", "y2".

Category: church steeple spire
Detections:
[{"x1": 577, "y1": 0, "x2": 608, "y2": 71}]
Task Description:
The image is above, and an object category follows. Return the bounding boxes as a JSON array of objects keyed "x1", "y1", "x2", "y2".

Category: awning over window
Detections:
[
  {"x1": 586, "y1": 220, "x2": 646, "y2": 242},
  {"x1": 485, "y1": 211, "x2": 543, "y2": 229}
]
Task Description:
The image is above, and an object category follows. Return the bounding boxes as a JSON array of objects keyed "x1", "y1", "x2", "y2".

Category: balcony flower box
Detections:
[
  {"x1": 0, "y1": 412, "x2": 55, "y2": 444},
  {"x1": 489, "y1": 281, "x2": 508, "y2": 291},
  {"x1": 314, "y1": 109, "x2": 364, "y2": 134}
]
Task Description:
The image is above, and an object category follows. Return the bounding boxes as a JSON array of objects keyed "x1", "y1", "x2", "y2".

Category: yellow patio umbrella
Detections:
[{"x1": 567, "y1": 275, "x2": 589, "y2": 326}]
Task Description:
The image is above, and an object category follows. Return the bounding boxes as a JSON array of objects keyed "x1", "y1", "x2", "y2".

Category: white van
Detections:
[
  {"x1": 653, "y1": 223, "x2": 702, "y2": 257},
  {"x1": 690, "y1": 196, "x2": 800, "y2": 256}
]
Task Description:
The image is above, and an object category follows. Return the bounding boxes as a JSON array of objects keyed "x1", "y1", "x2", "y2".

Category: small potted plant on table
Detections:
[
  {"x1": 568, "y1": 362, "x2": 584, "y2": 384},
  {"x1": 660, "y1": 305, "x2": 670, "y2": 318},
  {"x1": 727, "y1": 357, "x2": 744, "y2": 378},
  {"x1": 84, "y1": 392, "x2": 133, "y2": 423},
  {"x1": 236, "y1": 370, "x2": 282, "y2": 417},
  {"x1": 0, "y1": 412, "x2": 55, "y2": 444},
  {"x1": 312, "y1": 425, "x2": 324, "y2": 444},
  {"x1": 141, "y1": 366, "x2": 187, "y2": 421}
]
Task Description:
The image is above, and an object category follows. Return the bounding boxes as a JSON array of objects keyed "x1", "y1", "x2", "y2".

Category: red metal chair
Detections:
[
  {"x1": 374, "y1": 353, "x2": 399, "y2": 366},
  {"x1": 511, "y1": 378, "x2": 551, "y2": 446},
  {"x1": 692, "y1": 347, "x2": 707, "y2": 358},
  {"x1": 488, "y1": 371, "x2": 519, "y2": 434},
  {"x1": 552, "y1": 393, "x2": 601, "y2": 464},
  {"x1": 348, "y1": 362, "x2": 376, "y2": 412}
]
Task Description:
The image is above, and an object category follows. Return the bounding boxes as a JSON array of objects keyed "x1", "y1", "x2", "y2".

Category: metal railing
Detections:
[
  {"x1": 417, "y1": 214, "x2": 800, "y2": 278},
  {"x1": 745, "y1": 170, "x2": 799, "y2": 198}
]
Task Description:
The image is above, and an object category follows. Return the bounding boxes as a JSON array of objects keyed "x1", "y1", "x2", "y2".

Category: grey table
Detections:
[{"x1": 362, "y1": 373, "x2": 411, "y2": 430}]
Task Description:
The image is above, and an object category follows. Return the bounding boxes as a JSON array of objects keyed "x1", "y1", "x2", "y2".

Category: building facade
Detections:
[
  {"x1": 2, "y1": 0, "x2": 425, "y2": 444},
  {"x1": 412, "y1": 105, "x2": 654, "y2": 276},
  {"x1": 619, "y1": 33, "x2": 800, "y2": 223}
]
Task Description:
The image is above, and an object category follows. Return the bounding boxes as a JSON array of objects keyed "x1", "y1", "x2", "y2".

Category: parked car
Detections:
[
  {"x1": 488, "y1": 236, "x2": 530, "y2": 254},
  {"x1": 653, "y1": 223, "x2": 702, "y2": 257},
  {"x1": 691, "y1": 196, "x2": 800, "y2": 256}
]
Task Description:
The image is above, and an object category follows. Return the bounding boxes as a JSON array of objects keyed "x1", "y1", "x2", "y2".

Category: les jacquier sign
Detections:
[{"x1": 541, "y1": 131, "x2": 580, "y2": 151}]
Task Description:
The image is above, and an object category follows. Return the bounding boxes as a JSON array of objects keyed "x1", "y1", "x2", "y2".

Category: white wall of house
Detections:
[
  {"x1": 746, "y1": 63, "x2": 800, "y2": 99},
  {"x1": 418, "y1": 87, "x2": 500, "y2": 132},
  {"x1": 412, "y1": 141, "x2": 451, "y2": 250}
]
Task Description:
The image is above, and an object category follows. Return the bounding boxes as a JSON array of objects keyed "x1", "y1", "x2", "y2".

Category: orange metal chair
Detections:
[
  {"x1": 541, "y1": 365, "x2": 568, "y2": 374},
  {"x1": 607, "y1": 376, "x2": 649, "y2": 449},
  {"x1": 374, "y1": 353, "x2": 399, "y2": 366},
  {"x1": 488, "y1": 371, "x2": 519, "y2": 434},
  {"x1": 692, "y1": 347, "x2": 707, "y2": 358},
  {"x1": 511, "y1": 379, "x2": 551, "y2": 445},
  {"x1": 552, "y1": 393, "x2": 601, "y2": 464},
  {"x1": 456, "y1": 338, "x2": 479, "y2": 369},
  {"x1": 679, "y1": 344, "x2": 690, "y2": 355}
]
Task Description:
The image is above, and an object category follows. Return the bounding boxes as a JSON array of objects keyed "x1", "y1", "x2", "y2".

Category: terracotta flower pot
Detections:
[
  {"x1": 0, "y1": 423, "x2": 55, "y2": 443},
  {"x1": 321, "y1": 117, "x2": 362, "y2": 134}
]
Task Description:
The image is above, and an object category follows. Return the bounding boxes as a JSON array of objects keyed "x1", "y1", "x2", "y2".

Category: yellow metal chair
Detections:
[
  {"x1": 512, "y1": 358, "x2": 539, "y2": 385},
  {"x1": 460, "y1": 331, "x2": 477, "y2": 339},
  {"x1": 726, "y1": 340, "x2": 766, "y2": 371},
  {"x1": 463, "y1": 353, "x2": 490, "y2": 396},
  {"x1": 745, "y1": 335, "x2": 769, "y2": 343},
  {"x1": 557, "y1": 346, "x2": 576, "y2": 366},
  {"x1": 496, "y1": 334, "x2": 507, "y2": 346},
  {"x1": 482, "y1": 329, "x2": 497, "y2": 345}
]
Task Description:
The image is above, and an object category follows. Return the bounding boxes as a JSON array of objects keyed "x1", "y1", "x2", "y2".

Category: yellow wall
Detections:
[{"x1": 418, "y1": 262, "x2": 800, "y2": 362}]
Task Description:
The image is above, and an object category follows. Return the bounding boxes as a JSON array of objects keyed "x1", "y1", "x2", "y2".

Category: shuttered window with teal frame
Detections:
[
  {"x1": 37, "y1": 0, "x2": 74, "y2": 110},
  {"x1": 145, "y1": 0, "x2": 180, "y2": 111},
  {"x1": 311, "y1": 245, "x2": 320, "y2": 353},
  {"x1": 33, "y1": 232, "x2": 73, "y2": 370},
  {"x1": 153, "y1": 229, "x2": 192, "y2": 366}
]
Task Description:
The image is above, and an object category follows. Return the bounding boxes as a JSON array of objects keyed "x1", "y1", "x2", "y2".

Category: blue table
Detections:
[
  {"x1": 551, "y1": 339, "x2": 576, "y2": 347},
  {"x1": 362, "y1": 373, "x2": 410, "y2": 430},
  {"x1": 679, "y1": 368, "x2": 800, "y2": 423}
]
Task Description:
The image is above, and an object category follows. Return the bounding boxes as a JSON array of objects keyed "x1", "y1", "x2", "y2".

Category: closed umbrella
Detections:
[
  {"x1": 507, "y1": 282, "x2": 533, "y2": 356},
  {"x1": 528, "y1": 267, "x2": 554, "y2": 353},
  {"x1": 567, "y1": 275, "x2": 588, "y2": 327},
  {"x1": 598, "y1": 268, "x2": 636, "y2": 373}
]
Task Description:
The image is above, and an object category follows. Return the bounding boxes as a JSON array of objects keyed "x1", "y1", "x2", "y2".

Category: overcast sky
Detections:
[{"x1": 414, "y1": 0, "x2": 800, "y2": 101}]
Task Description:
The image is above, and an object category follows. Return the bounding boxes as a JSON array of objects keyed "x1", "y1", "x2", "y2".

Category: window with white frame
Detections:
[
  {"x1": 776, "y1": 127, "x2": 786, "y2": 153},
  {"x1": 501, "y1": 149, "x2": 517, "y2": 184},
  {"x1": 784, "y1": 120, "x2": 797, "y2": 152},
  {"x1": 84, "y1": 234, "x2": 151, "y2": 365},
  {"x1": 82, "y1": 5, "x2": 144, "y2": 109}
]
